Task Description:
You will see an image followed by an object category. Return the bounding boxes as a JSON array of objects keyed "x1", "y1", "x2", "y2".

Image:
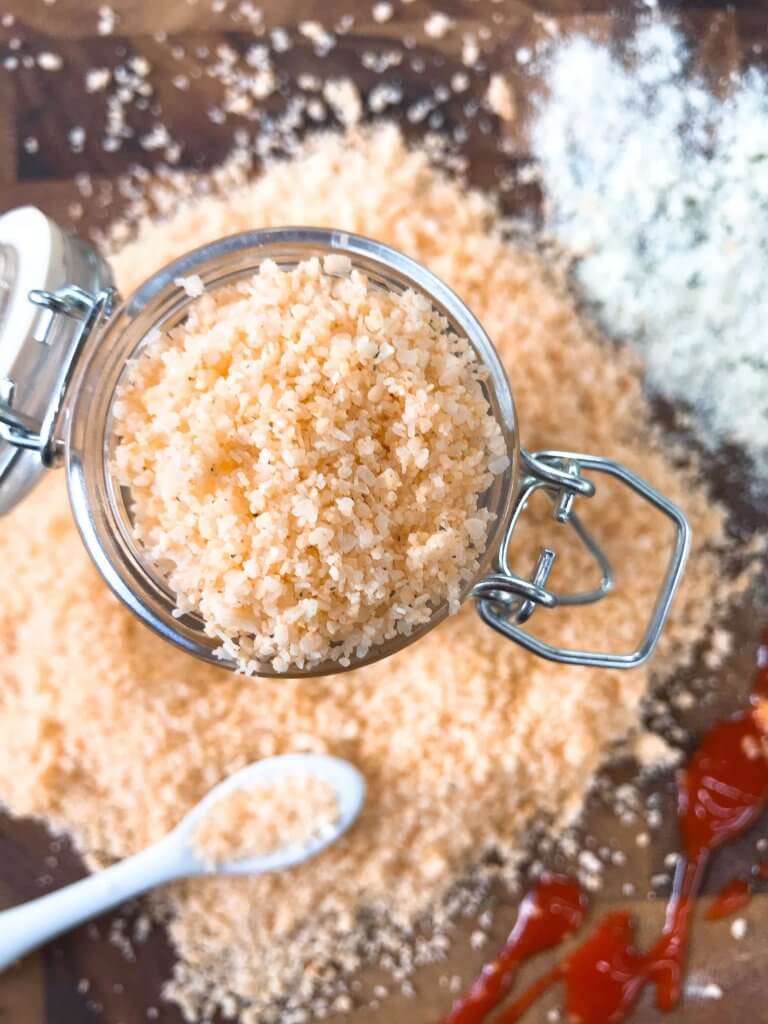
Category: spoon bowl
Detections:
[
  {"x1": 0, "y1": 753, "x2": 365, "y2": 972},
  {"x1": 175, "y1": 752, "x2": 366, "y2": 876}
]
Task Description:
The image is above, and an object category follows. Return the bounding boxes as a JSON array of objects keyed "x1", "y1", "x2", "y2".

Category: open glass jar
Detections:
[{"x1": 0, "y1": 206, "x2": 690, "y2": 677}]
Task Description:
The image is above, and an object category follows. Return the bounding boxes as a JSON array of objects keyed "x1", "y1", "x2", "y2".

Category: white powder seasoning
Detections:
[{"x1": 532, "y1": 21, "x2": 768, "y2": 486}]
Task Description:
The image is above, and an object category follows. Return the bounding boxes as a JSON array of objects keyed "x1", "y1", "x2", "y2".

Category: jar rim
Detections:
[{"x1": 65, "y1": 227, "x2": 520, "y2": 677}]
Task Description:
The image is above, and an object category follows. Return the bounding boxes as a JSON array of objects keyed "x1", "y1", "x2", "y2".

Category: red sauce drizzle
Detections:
[
  {"x1": 444, "y1": 629, "x2": 768, "y2": 1024},
  {"x1": 443, "y1": 877, "x2": 586, "y2": 1024},
  {"x1": 705, "y1": 877, "x2": 752, "y2": 920}
]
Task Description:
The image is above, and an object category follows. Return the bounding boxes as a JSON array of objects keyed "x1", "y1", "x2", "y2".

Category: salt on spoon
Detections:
[{"x1": 0, "y1": 753, "x2": 365, "y2": 971}]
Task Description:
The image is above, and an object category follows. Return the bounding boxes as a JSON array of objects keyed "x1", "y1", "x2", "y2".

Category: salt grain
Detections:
[
  {"x1": 97, "y1": 5, "x2": 116, "y2": 34},
  {"x1": 486, "y1": 74, "x2": 515, "y2": 121},
  {"x1": 730, "y1": 917, "x2": 748, "y2": 940},
  {"x1": 323, "y1": 79, "x2": 363, "y2": 127},
  {"x1": 577, "y1": 850, "x2": 602, "y2": 874},
  {"x1": 451, "y1": 72, "x2": 470, "y2": 94},
  {"x1": 68, "y1": 126, "x2": 86, "y2": 149},
  {"x1": 424, "y1": 13, "x2": 453, "y2": 40},
  {"x1": 322, "y1": 253, "x2": 352, "y2": 275},
  {"x1": 37, "y1": 51, "x2": 63, "y2": 71},
  {"x1": 270, "y1": 27, "x2": 291, "y2": 53},
  {"x1": 631, "y1": 730, "x2": 680, "y2": 770},
  {"x1": 698, "y1": 982, "x2": 723, "y2": 999},
  {"x1": 173, "y1": 274, "x2": 205, "y2": 298},
  {"x1": 298, "y1": 21, "x2": 335, "y2": 56},
  {"x1": 85, "y1": 67, "x2": 111, "y2": 92},
  {"x1": 462, "y1": 35, "x2": 480, "y2": 67}
]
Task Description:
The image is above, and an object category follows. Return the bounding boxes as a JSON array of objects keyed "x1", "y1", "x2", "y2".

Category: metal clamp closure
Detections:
[
  {"x1": 472, "y1": 449, "x2": 691, "y2": 669},
  {"x1": 0, "y1": 285, "x2": 116, "y2": 466}
]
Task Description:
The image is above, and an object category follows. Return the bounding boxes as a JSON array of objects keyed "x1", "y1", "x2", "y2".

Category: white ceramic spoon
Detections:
[{"x1": 0, "y1": 753, "x2": 365, "y2": 971}]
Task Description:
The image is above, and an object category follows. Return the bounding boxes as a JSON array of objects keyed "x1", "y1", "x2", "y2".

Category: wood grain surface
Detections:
[{"x1": 1, "y1": 2, "x2": 768, "y2": 1023}]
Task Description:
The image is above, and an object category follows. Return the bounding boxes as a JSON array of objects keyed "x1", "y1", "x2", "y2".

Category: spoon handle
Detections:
[{"x1": 0, "y1": 836, "x2": 181, "y2": 971}]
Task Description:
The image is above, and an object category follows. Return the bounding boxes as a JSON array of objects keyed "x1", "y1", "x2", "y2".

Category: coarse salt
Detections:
[
  {"x1": 173, "y1": 274, "x2": 205, "y2": 298},
  {"x1": 424, "y1": 12, "x2": 453, "y2": 39},
  {"x1": 114, "y1": 257, "x2": 505, "y2": 673},
  {"x1": 323, "y1": 78, "x2": 363, "y2": 127},
  {"x1": 85, "y1": 67, "x2": 111, "y2": 92},
  {"x1": 322, "y1": 253, "x2": 352, "y2": 275},
  {"x1": 486, "y1": 74, "x2": 515, "y2": 121},
  {"x1": 37, "y1": 51, "x2": 63, "y2": 71},
  {"x1": 192, "y1": 775, "x2": 340, "y2": 867}
]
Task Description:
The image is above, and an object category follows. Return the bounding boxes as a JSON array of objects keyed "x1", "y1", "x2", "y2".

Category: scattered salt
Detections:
[
  {"x1": 730, "y1": 917, "x2": 748, "y2": 940},
  {"x1": 460, "y1": 35, "x2": 480, "y2": 68},
  {"x1": 173, "y1": 274, "x2": 205, "y2": 298},
  {"x1": 631, "y1": 730, "x2": 681, "y2": 770},
  {"x1": 97, "y1": 5, "x2": 116, "y2": 34},
  {"x1": 424, "y1": 12, "x2": 453, "y2": 39},
  {"x1": 37, "y1": 51, "x2": 62, "y2": 71},
  {"x1": 695, "y1": 982, "x2": 723, "y2": 1000},
  {"x1": 68, "y1": 126, "x2": 86, "y2": 150},
  {"x1": 85, "y1": 67, "x2": 111, "y2": 92},
  {"x1": 323, "y1": 78, "x2": 363, "y2": 127},
  {"x1": 299, "y1": 21, "x2": 335, "y2": 56},
  {"x1": 486, "y1": 74, "x2": 515, "y2": 121}
]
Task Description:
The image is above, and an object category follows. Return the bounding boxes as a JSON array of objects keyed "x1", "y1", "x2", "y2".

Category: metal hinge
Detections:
[
  {"x1": 0, "y1": 285, "x2": 116, "y2": 465},
  {"x1": 472, "y1": 449, "x2": 691, "y2": 669}
]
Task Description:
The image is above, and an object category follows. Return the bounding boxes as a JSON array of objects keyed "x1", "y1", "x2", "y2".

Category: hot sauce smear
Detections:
[
  {"x1": 444, "y1": 630, "x2": 768, "y2": 1024},
  {"x1": 705, "y1": 877, "x2": 752, "y2": 921}
]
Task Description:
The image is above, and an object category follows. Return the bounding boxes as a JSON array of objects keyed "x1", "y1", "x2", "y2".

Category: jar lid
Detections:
[{"x1": 0, "y1": 206, "x2": 114, "y2": 514}]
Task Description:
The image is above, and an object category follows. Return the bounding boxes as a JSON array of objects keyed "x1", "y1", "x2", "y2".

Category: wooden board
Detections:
[{"x1": 1, "y1": 2, "x2": 768, "y2": 1023}]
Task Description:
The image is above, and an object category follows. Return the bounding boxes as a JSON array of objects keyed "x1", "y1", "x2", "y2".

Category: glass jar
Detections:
[{"x1": 0, "y1": 206, "x2": 690, "y2": 677}]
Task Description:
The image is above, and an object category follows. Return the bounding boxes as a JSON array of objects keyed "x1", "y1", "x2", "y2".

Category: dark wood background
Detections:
[{"x1": 2, "y1": 2, "x2": 768, "y2": 1022}]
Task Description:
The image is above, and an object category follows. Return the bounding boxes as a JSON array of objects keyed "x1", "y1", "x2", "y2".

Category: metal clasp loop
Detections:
[
  {"x1": 472, "y1": 449, "x2": 691, "y2": 669},
  {"x1": 0, "y1": 285, "x2": 116, "y2": 466}
]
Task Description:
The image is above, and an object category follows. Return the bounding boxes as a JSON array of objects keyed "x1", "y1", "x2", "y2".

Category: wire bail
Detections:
[
  {"x1": 0, "y1": 285, "x2": 116, "y2": 465},
  {"x1": 472, "y1": 449, "x2": 691, "y2": 669}
]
